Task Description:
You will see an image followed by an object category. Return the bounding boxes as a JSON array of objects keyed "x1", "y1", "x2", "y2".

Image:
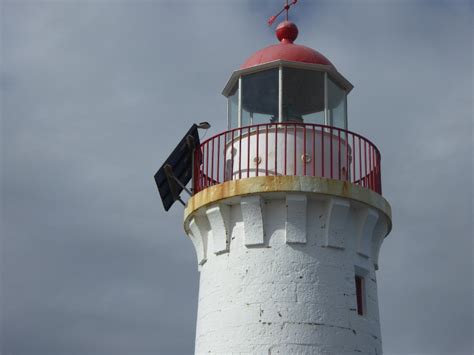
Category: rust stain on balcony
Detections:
[{"x1": 184, "y1": 176, "x2": 392, "y2": 234}]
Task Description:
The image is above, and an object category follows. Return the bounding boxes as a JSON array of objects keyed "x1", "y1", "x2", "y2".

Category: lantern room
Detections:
[
  {"x1": 194, "y1": 21, "x2": 382, "y2": 196},
  {"x1": 223, "y1": 21, "x2": 353, "y2": 130}
]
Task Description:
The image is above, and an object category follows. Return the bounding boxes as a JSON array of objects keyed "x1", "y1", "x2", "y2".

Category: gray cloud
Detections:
[{"x1": 1, "y1": 1, "x2": 472, "y2": 354}]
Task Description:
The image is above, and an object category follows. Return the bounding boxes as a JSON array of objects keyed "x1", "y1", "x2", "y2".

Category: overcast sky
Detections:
[{"x1": 1, "y1": 0, "x2": 472, "y2": 354}]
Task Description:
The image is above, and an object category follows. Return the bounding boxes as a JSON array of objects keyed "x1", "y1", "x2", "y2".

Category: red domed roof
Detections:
[{"x1": 241, "y1": 21, "x2": 334, "y2": 69}]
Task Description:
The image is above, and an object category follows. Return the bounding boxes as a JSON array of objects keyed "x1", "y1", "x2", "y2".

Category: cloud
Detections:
[{"x1": 1, "y1": 1, "x2": 472, "y2": 354}]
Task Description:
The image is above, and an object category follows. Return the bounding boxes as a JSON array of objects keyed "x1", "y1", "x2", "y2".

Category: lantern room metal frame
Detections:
[
  {"x1": 222, "y1": 60, "x2": 353, "y2": 129},
  {"x1": 187, "y1": 59, "x2": 385, "y2": 197}
]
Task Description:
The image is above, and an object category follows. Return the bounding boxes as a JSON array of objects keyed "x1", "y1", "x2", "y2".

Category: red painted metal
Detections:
[
  {"x1": 364, "y1": 140, "x2": 368, "y2": 188},
  {"x1": 240, "y1": 21, "x2": 334, "y2": 69},
  {"x1": 276, "y1": 21, "x2": 299, "y2": 43},
  {"x1": 284, "y1": 125, "x2": 288, "y2": 175},
  {"x1": 321, "y1": 126, "x2": 325, "y2": 178},
  {"x1": 358, "y1": 138, "x2": 362, "y2": 187},
  {"x1": 352, "y1": 134, "x2": 356, "y2": 185},
  {"x1": 338, "y1": 130, "x2": 341, "y2": 180},
  {"x1": 369, "y1": 145, "x2": 373, "y2": 189},
  {"x1": 247, "y1": 127, "x2": 251, "y2": 178},
  {"x1": 211, "y1": 139, "x2": 215, "y2": 183},
  {"x1": 217, "y1": 136, "x2": 221, "y2": 182},
  {"x1": 193, "y1": 122, "x2": 382, "y2": 195},
  {"x1": 345, "y1": 132, "x2": 349, "y2": 181},
  {"x1": 268, "y1": 1, "x2": 298, "y2": 26},
  {"x1": 241, "y1": 43, "x2": 333, "y2": 70},
  {"x1": 377, "y1": 154, "x2": 382, "y2": 195},
  {"x1": 256, "y1": 126, "x2": 260, "y2": 177},
  {"x1": 224, "y1": 131, "x2": 228, "y2": 182},
  {"x1": 303, "y1": 125, "x2": 307, "y2": 176},
  {"x1": 239, "y1": 128, "x2": 242, "y2": 179},
  {"x1": 231, "y1": 130, "x2": 235, "y2": 181},
  {"x1": 330, "y1": 126, "x2": 333, "y2": 179},
  {"x1": 312, "y1": 126, "x2": 316, "y2": 176},
  {"x1": 265, "y1": 127, "x2": 269, "y2": 175},
  {"x1": 205, "y1": 143, "x2": 209, "y2": 188},
  {"x1": 274, "y1": 124, "x2": 278, "y2": 175},
  {"x1": 293, "y1": 124, "x2": 297, "y2": 175},
  {"x1": 240, "y1": 21, "x2": 333, "y2": 70}
]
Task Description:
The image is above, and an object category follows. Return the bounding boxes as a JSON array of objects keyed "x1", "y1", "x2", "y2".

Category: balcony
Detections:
[{"x1": 193, "y1": 122, "x2": 382, "y2": 195}]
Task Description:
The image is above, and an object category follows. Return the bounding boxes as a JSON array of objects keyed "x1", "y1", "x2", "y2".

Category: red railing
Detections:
[{"x1": 193, "y1": 123, "x2": 382, "y2": 195}]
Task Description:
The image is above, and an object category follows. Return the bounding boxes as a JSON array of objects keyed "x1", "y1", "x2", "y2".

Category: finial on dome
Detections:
[{"x1": 276, "y1": 21, "x2": 298, "y2": 43}]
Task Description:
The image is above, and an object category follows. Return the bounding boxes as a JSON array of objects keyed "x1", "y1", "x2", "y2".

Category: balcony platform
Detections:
[{"x1": 185, "y1": 175, "x2": 392, "y2": 233}]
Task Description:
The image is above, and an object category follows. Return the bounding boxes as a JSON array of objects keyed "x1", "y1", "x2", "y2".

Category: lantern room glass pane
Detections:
[
  {"x1": 282, "y1": 68, "x2": 325, "y2": 124},
  {"x1": 228, "y1": 83, "x2": 238, "y2": 129},
  {"x1": 327, "y1": 77, "x2": 347, "y2": 129},
  {"x1": 241, "y1": 69, "x2": 279, "y2": 126}
]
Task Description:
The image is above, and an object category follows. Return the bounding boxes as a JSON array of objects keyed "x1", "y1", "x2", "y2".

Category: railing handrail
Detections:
[{"x1": 194, "y1": 122, "x2": 382, "y2": 195}]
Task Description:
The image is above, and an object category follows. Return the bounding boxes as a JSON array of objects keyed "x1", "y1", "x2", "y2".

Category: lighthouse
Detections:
[{"x1": 170, "y1": 16, "x2": 392, "y2": 355}]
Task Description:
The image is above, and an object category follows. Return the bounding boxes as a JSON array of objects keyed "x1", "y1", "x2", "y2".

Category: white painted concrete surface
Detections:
[{"x1": 185, "y1": 192, "x2": 389, "y2": 354}]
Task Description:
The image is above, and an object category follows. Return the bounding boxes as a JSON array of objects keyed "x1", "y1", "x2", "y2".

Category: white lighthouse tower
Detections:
[{"x1": 183, "y1": 19, "x2": 392, "y2": 355}]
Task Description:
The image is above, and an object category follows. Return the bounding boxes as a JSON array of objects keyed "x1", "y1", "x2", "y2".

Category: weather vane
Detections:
[{"x1": 268, "y1": 0, "x2": 298, "y2": 26}]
